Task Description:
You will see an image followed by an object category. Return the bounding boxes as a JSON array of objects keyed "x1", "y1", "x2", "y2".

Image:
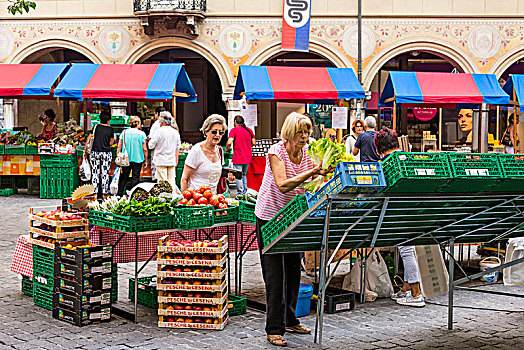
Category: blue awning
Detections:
[
  {"x1": 379, "y1": 71, "x2": 509, "y2": 107},
  {"x1": 503, "y1": 75, "x2": 524, "y2": 112},
  {"x1": 54, "y1": 63, "x2": 197, "y2": 102},
  {"x1": 233, "y1": 65, "x2": 365, "y2": 101},
  {"x1": 0, "y1": 63, "x2": 68, "y2": 98}
]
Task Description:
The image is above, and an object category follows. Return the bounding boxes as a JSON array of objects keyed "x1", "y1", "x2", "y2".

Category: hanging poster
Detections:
[
  {"x1": 307, "y1": 104, "x2": 333, "y2": 128},
  {"x1": 282, "y1": 0, "x2": 311, "y2": 52},
  {"x1": 332, "y1": 107, "x2": 348, "y2": 129},
  {"x1": 241, "y1": 104, "x2": 258, "y2": 127}
]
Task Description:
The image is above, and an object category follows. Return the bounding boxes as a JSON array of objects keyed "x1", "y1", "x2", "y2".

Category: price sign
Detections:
[
  {"x1": 332, "y1": 107, "x2": 348, "y2": 129},
  {"x1": 241, "y1": 104, "x2": 258, "y2": 127}
]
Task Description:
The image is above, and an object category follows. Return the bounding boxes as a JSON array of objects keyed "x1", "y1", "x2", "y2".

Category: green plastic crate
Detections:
[
  {"x1": 109, "y1": 116, "x2": 128, "y2": 126},
  {"x1": 40, "y1": 154, "x2": 77, "y2": 168},
  {"x1": 238, "y1": 201, "x2": 256, "y2": 223},
  {"x1": 0, "y1": 144, "x2": 4, "y2": 155},
  {"x1": 4, "y1": 145, "x2": 25, "y2": 155},
  {"x1": 25, "y1": 145, "x2": 39, "y2": 155},
  {"x1": 89, "y1": 210, "x2": 172, "y2": 232},
  {"x1": 40, "y1": 167, "x2": 79, "y2": 199},
  {"x1": 33, "y1": 245, "x2": 55, "y2": 277},
  {"x1": 382, "y1": 151, "x2": 452, "y2": 193},
  {"x1": 172, "y1": 205, "x2": 214, "y2": 229},
  {"x1": 442, "y1": 153, "x2": 503, "y2": 193},
  {"x1": 490, "y1": 154, "x2": 524, "y2": 192},
  {"x1": 0, "y1": 188, "x2": 17, "y2": 196},
  {"x1": 261, "y1": 195, "x2": 308, "y2": 248},
  {"x1": 33, "y1": 279, "x2": 53, "y2": 310},
  {"x1": 227, "y1": 294, "x2": 246, "y2": 316},
  {"x1": 76, "y1": 146, "x2": 85, "y2": 157},
  {"x1": 0, "y1": 176, "x2": 16, "y2": 189},
  {"x1": 27, "y1": 176, "x2": 40, "y2": 195},
  {"x1": 22, "y1": 276, "x2": 33, "y2": 297},
  {"x1": 214, "y1": 205, "x2": 239, "y2": 225},
  {"x1": 129, "y1": 276, "x2": 158, "y2": 308}
]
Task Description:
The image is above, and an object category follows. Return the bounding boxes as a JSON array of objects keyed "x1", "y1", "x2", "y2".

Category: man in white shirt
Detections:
[
  {"x1": 148, "y1": 111, "x2": 181, "y2": 189},
  {"x1": 148, "y1": 106, "x2": 166, "y2": 179}
]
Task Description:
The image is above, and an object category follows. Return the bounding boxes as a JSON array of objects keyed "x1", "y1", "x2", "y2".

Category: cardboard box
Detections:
[
  {"x1": 54, "y1": 290, "x2": 111, "y2": 311},
  {"x1": 55, "y1": 261, "x2": 112, "y2": 280},
  {"x1": 415, "y1": 245, "x2": 449, "y2": 299},
  {"x1": 56, "y1": 275, "x2": 112, "y2": 296},
  {"x1": 53, "y1": 306, "x2": 111, "y2": 327},
  {"x1": 55, "y1": 241, "x2": 112, "y2": 265}
]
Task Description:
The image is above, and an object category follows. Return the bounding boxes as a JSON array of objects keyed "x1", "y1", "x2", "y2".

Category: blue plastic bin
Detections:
[{"x1": 296, "y1": 283, "x2": 314, "y2": 317}]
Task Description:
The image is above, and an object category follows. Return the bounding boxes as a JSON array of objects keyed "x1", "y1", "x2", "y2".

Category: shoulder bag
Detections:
[
  {"x1": 501, "y1": 127, "x2": 513, "y2": 147},
  {"x1": 84, "y1": 124, "x2": 98, "y2": 156},
  {"x1": 217, "y1": 146, "x2": 228, "y2": 194},
  {"x1": 115, "y1": 130, "x2": 130, "y2": 167}
]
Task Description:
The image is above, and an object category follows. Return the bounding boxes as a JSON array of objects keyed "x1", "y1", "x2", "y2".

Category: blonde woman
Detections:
[{"x1": 117, "y1": 116, "x2": 148, "y2": 196}]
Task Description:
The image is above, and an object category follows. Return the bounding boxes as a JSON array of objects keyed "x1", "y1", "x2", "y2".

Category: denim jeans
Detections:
[{"x1": 233, "y1": 163, "x2": 249, "y2": 194}]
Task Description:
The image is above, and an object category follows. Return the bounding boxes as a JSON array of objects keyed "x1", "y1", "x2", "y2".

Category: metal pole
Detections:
[
  {"x1": 357, "y1": 0, "x2": 362, "y2": 121},
  {"x1": 448, "y1": 239, "x2": 455, "y2": 330},
  {"x1": 314, "y1": 197, "x2": 332, "y2": 347},
  {"x1": 134, "y1": 231, "x2": 138, "y2": 323}
]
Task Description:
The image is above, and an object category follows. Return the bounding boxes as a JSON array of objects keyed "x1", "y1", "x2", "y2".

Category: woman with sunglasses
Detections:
[
  {"x1": 181, "y1": 114, "x2": 228, "y2": 194},
  {"x1": 37, "y1": 109, "x2": 57, "y2": 142},
  {"x1": 345, "y1": 119, "x2": 364, "y2": 161}
]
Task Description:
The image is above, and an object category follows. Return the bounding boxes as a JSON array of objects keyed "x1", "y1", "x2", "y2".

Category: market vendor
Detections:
[
  {"x1": 181, "y1": 114, "x2": 234, "y2": 194},
  {"x1": 375, "y1": 128, "x2": 425, "y2": 308},
  {"x1": 37, "y1": 109, "x2": 56, "y2": 141},
  {"x1": 254, "y1": 112, "x2": 334, "y2": 347}
]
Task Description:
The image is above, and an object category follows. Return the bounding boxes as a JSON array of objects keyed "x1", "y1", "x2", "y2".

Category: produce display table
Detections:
[
  {"x1": 262, "y1": 193, "x2": 524, "y2": 348},
  {"x1": 0, "y1": 155, "x2": 40, "y2": 175},
  {"x1": 11, "y1": 234, "x2": 33, "y2": 278},
  {"x1": 247, "y1": 156, "x2": 265, "y2": 192}
]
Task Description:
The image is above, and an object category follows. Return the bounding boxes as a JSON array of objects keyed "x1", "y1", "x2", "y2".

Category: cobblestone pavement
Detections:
[{"x1": 1, "y1": 195, "x2": 523, "y2": 349}]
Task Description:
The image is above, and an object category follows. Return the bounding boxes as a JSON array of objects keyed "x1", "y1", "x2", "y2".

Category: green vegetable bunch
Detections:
[
  {"x1": 303, "y1": 138, "x2": 356, "y2": 193},
  {"x1": 112, "y1": 197, "x2": 173, "y2": 217}
]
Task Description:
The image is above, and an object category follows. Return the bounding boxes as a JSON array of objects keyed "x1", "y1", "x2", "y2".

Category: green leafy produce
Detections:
[
  {"x1": 235, "y1": 189, "x2": 258, "y2": 204},
  {"x1": 303, "y1": 138, "x2": 356, "y2": 193},
  {"x1": 112, "y1": 197, "x2": 172, "y2": 217},
  {"x1": 150, "y1": 181, "x2": 173, "y2": 197},
  {"x1": 131, "y1": 188, "x2": 150, "y2": 202}
]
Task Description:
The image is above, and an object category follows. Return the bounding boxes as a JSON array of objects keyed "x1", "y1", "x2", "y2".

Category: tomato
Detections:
[
  {"x1": 203, "y1": 190, "x2": 213, "y2": 200},
  {"x1": 209, "y1": 195, "x2": 220, "y2": 208},
  {"x1": 217, "y1": 194, "x2": 226, "y2": 203},
  {"x1": 198, "y1": 197, "x2": 209, "y2": 205},
  {"x1": 182, "y1": 191, "x2": 192, "y2": 200},
  {"x1": 179, "y1": 198, "x2": 189, "y2": 205},
  {"x1": 218, "y1": 203, "x2": 228, "y2": 210},
  {"x1": 199, "y1": 185, "x2": 212, "y2": 193},
  {"x1": 187, "y1": 199, "x2": 196, "y2": 206},
  {"x1": 193, "y1": 192, "x2": 203, "y2": 202}
]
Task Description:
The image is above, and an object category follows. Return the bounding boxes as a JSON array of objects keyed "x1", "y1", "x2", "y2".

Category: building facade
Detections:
[{"x1": 1, "y1": 0, "x2": 523, "y2": 141}]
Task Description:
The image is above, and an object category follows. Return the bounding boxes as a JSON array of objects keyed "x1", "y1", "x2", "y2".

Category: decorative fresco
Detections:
[{"x1": 1, "y1": 18, "x2": 524, "y2": 87}]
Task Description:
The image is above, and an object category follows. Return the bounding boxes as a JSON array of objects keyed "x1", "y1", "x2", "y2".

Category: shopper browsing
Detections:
[
  {"x1": 148, "y1": 111, "x2": 181, "y2": 189},
  {"x1": 345, "y1": 119, "x2": 364, "y2": 161},
  {"x1": 254, "y1": 112, "x2": 335, "y2": 347},
  {"x1": 352, "y1": 116, "x2": 380, "y2": 162},
  {"x1": 116, "y1": 116, "x2": 148, "y2": 196},
  {"x1": 225, "y1": 115, "x2": 256, "y2": 195},
  {"x1": 148, "y1": 106, "x2": 166, "y2": 178},
  {"x1": 375, "y1": 128, "x2": 425, "y2": 307}
]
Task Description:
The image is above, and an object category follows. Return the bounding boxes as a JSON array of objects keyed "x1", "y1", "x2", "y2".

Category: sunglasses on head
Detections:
[{"x1": 211, "y1": 130, "x2": 225, "y2": 135}]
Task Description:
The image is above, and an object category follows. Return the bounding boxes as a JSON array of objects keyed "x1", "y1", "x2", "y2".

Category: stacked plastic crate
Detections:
[
  {"x1": 39, "y1": 154, "x2": 79, "y2": 199},
  {"x1": 156, "y1": 235, "x2": 229, "y2": 330},
  {"x1": 53, "y1": 240, "x2": 113, "y2": 326}
]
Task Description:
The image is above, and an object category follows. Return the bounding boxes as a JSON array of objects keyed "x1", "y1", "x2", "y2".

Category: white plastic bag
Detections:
[
  {"x1": 109, "y1": 167, "x2": 120, "y2": 195},
  {"x1": 80, "y1": 160, "x2": 91, "y2": 181},
  {"x1": 504, "y1": 238, "x2": 524, "y2": 286},
  {"x1": 366, "y1": 249, "x2": 394, "y2": 298}
]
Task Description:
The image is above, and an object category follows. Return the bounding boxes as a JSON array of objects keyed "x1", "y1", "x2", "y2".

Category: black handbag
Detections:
[{"x1": 501, "y1": 128, "x2": 513, "y2": 147}]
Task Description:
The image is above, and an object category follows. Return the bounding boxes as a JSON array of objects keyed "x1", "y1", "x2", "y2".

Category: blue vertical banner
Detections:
[{"x1": 282, "y1": 0, "x2": 311, "y2": 52}]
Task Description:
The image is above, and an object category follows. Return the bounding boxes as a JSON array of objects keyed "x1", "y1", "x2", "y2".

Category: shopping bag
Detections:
[
  {"x1": 415, "y1": 245, "x2": 449, "y2": 298},
  {"x1": 80, "y1": 160, "x2": 91, "y2": 181},
  {"x1": 504, "y1": 237, "x2": 524, "y2": 286},
  {"x1": 110, "y1": 167, "x2": 120, "y2": 195},
  {"x1": 341, "y1": 257, "x2": 378, "y2": 302},
  {"x1": 365, "y1": 249, "x2": 394, "y2": 298}
]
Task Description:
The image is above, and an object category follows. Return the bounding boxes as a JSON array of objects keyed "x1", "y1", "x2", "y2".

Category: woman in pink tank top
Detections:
[{"x1": 254, "y1": 112, "x2": 334, "y2": 347}]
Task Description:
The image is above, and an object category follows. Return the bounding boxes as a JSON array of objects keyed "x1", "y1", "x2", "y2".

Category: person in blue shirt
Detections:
[
  {"x1": 117, "y1": 116, "x2": 148, "y2": 196},
  {"x1": 352, "y1": 116, "x2": 380, "y2": 162}
]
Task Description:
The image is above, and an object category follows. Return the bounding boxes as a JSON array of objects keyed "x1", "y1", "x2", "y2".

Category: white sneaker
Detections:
[
  {"x1": 396, "y1": 294, "x2": 425, "y2": 307},
  {"x1": 391, "y1": 290, "x2": 410, "y2": 301}
]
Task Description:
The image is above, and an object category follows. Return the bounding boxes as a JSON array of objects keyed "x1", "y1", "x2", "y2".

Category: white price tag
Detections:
[
  {"x1": 477, "y1": 169, "x2": 489, "y2": 176},
  {"x1": 332, "y1": 107, "x2": 348, "y2": 129},
  {"x1": 415, "y1": 168, "x2": 427, "y2": 176},
  {"x1": 241, "y1": 104, "x2": 258, "y2": 127}
]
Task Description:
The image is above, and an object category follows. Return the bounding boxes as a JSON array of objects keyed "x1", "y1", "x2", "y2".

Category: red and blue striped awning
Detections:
[
  {"x1": 233, "y1": 65, "x2": 365, "y2": 101},
  {"x1": 0, "y1": 63, "x2": 68, "y2": 98},
  {"x1": 54, "y1": 63, "x2": 196, "y2": 102},
  {"x1": 503, "y1": 74, "x2": 524, "y2": 112},
  {"x1": 379, "y1": 71, "x2": 509, "y2": 107}
]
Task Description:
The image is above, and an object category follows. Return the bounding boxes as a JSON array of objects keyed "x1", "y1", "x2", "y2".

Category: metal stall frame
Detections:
[{"x1": 262, "y1": 193, "x2": 524, "y2": 349}]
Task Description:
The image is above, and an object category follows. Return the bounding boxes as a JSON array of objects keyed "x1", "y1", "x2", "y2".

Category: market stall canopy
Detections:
[
  {"x1": 379, "y1": 71, "x2": 509, "y2": 107},
  {"x1": 0, "y1": 63, "x2": 68, "y2": 98},
  {"x1": 502, "y1": 75, "x2": 524, "y2": 112},
  {"x1": 54, "y1": 63, "x2": 197, "y2": 102},
  {"x1": 233, "y1": 65, "x2": 365, "y2": 101}
]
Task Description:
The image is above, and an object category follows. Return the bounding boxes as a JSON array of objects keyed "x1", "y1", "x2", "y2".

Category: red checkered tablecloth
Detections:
[
  {"x1": 11, "y1": 235, "x2": 33, "y2": 278},
  {"x1": 90, "y1": 223, "x2": 258, "y2": 264}
]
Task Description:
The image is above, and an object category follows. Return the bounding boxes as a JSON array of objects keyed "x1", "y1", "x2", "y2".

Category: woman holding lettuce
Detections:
[{"x1": 254, "y1": 112, "x2": 334, "y2": 347}]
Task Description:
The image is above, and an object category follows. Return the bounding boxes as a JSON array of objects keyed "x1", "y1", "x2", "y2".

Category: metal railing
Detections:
[{"x1": 134, "y1": 0, "x2": 207, "y2": 12}]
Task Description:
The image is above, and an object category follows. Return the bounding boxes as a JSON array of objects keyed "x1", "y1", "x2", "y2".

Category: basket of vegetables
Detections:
[{"x1": 235, "y1": 189, "x2": 258, "y2": 223}]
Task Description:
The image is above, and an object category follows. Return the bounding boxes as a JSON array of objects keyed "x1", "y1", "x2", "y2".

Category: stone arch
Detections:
[
  {"x1": 489, "y1": 44, "x2": 524, "y2": 78},
  {"x1": 8, "y1": 37, "x2": 105, "y2": 64},
  {"x1": 124, "y1": 37, "x2": 233, "y2": 92},
  {"x1": 362, "y1": 38, "x2": 478, "y2": 90},
  {"x1": 246, "y1": 38, "x2": 350, "y2": 68}
]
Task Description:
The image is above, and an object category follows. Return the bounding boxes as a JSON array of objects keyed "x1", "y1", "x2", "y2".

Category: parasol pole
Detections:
[{"x1": 439, "y1": 108, "x2": 442, "y2": 150}]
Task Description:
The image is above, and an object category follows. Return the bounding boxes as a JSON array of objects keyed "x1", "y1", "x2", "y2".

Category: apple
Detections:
[
  {"x1": 175, "y1": 280, "x2": 183, "y2": 285},
  {"x1": 187, "y1": 293, "x2": 195, "y2": 297},
  {"x1": 184, "y1": 305, "x2": 193, "y2": 310},
  {"x1": 213, "y1": 319, "x2": 219, "y2": 324},
  {"x1": 175, "y1": 305, "x2": 184, "y2": 310},
  {"x1": 174, "y1": 268, "x2": 183, "y2": 272},
  {"x1": 183, "y1": 268, "x2": 192, "y2": 272},
  {"x1": 184, "y1": 281, "x2": 191, "y2": 285},
  {"x1": 193, "y1": 281, "x2": 201, "y2": 285},
  {"x1": 184, "y1": 255, "x2": 191, "y2": 260},
  {"x1": 166, "y1": 317, "x2": 175, "y2": 322},
  {"x1": 194, "y1": 318, "x2": 204, "y2": 323},
  {"x1": 185, "y1": 318, "x2": 193, "y2": 323},
  {"x1": 194, "y1": 293, "x2": 202, "y2": 298},
  {"x1": 175, "y1": 292, "x2": 184, "y2": 297},
  {"x1": 204, "y1": 318, "x2": 213, "y2": 324},
  {"x1": 176, "y1": 318, "x2": 184, "y2": 322},
  {"x1": 194, "y1": 306, "x2": 203, "y2": 311}
]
